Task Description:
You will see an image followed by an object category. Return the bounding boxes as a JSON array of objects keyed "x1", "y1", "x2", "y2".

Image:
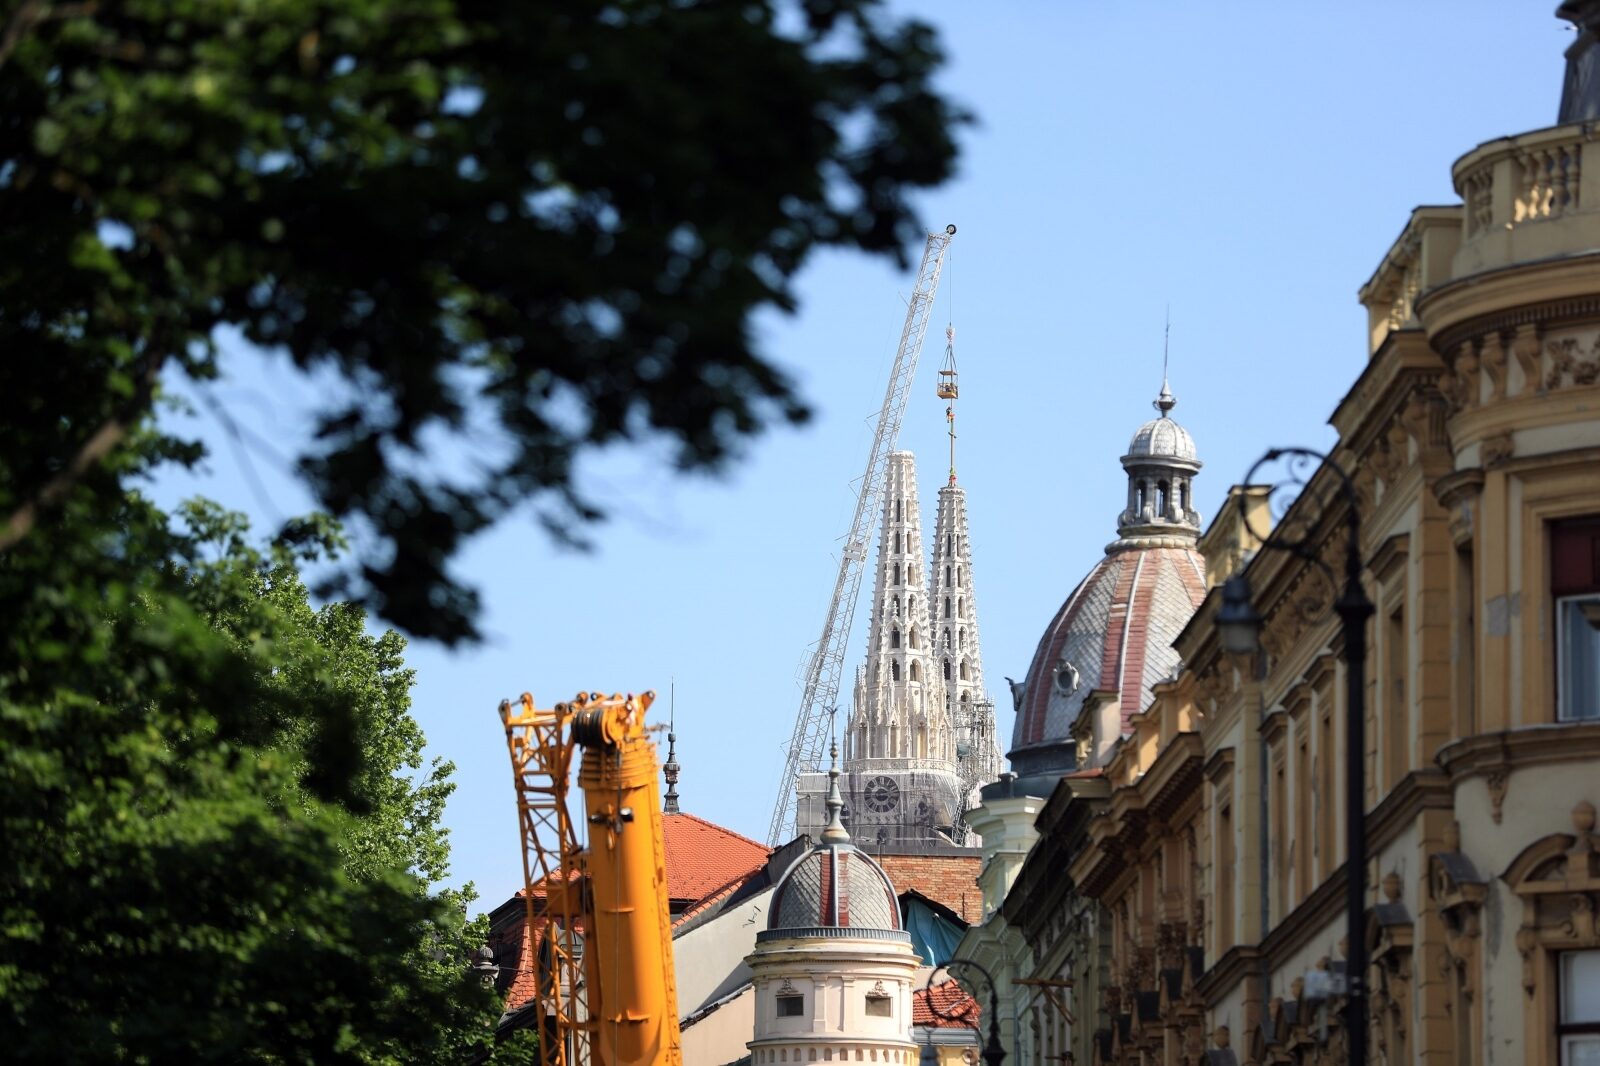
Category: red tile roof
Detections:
[
  {"x1": 914, "y1": 978, "x2": 980, "y2": 1029},
  {"x1": 661, "y1": 812, "x2": 769, "y2": 903},
  {"x1": 493, "y1": 811, "x2": 770, "y2": 1013}
]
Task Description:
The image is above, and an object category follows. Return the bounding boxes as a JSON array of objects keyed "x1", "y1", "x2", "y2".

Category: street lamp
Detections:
[
  {"x1": 921, "y1": 958, "x2": 1007, "y2": 1065},
  {"x1": 1221, "y1": 446, "x2": 1374, "y2": 1066}
]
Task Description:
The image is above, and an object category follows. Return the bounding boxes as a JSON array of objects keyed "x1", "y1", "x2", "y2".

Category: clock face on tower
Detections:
[{"x1": 864, "y1": 775, "x2": 900, "y2": 813}]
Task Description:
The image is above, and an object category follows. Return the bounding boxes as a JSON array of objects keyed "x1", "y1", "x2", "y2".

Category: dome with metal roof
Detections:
[
  {"x1": 1127, "y1": 409, "x2": 1198, "y2": 462},
  {"x1": 1006, "y1": 378, "x2": 1208, "y2": 782},
  {"x1": 768, "y1": 747, "x2": 902, "y2": 933}
]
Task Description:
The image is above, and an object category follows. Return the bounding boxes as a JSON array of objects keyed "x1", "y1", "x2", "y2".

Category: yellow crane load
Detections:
[{"x1": 500, "y1": 690, "x2": 681, "y2": 1066}]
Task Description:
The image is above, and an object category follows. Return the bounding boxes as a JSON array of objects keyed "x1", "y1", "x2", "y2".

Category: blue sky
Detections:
[{"x1": 152, "y1": 2, "x2": 1567, "y2": 908}]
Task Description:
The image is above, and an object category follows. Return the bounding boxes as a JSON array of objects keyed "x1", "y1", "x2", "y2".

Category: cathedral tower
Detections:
[
  {"x1": 797, "y1": 451, "x2": 961, "y2": 845},
  {"x1": 930, "y1": 482, "x2": 1002, "y2": 814}
]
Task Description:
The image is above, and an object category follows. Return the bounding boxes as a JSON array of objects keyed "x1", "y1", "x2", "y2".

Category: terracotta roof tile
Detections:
[
  {"x1": 914, "y1": 978, "x2": 980, "y2": 1029},
  {"x1": 661, "y1": 812, "x2": 769, "y2": 903}
]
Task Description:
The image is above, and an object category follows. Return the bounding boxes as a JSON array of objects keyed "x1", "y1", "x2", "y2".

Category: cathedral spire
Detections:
[{"x1": 930, "y1": 464, "x2": 1001, "y2": 811}]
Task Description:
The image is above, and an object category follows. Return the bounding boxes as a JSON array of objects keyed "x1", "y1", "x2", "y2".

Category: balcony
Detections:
[{"x1": 1451, "y1": 122, "x2": 1600, "y2": 278}]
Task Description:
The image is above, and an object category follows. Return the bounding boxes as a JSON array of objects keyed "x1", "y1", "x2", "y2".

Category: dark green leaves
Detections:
[{"x1": 0, "y1": 0, "x2": 963, "y2": 642}]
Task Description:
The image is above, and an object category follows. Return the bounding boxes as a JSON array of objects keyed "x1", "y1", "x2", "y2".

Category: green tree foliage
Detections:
[
  {"x1": 0, "y1": 0, "x2": 964, "y2": 642},
  {"x1": 0, "y1": 485, "x2": 518, "y2": 1062}
]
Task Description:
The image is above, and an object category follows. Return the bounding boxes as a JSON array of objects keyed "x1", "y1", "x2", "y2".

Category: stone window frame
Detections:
[{"x1": 1504, "y1": 801, "x2": 1600, "y2": 1065}]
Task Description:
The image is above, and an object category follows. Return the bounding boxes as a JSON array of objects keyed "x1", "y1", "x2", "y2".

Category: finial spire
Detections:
[
  {"x1": 820, "y1": 708, "x2": 850, "y2": 844},
  {"x1": 662, "y1": 679, "x2": 681, "y2": 814},
  {"x1": 1154, "y1": 307, "x2": 1177, "y2": 418}
]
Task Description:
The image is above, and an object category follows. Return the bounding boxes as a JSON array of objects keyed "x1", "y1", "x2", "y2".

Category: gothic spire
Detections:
[{"x1": 662, "y1": 681, "x2": 681, "y2": 814}]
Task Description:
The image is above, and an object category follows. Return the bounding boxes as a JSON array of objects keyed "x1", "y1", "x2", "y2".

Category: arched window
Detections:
[
  {"x1": 891, "y1": 661, "x2": 901, "y2": 682},
  {"x1": 910, "y1": 661, "x2": 920, "y2": 681},
  {"x1": 945, "y1": 565, "x2": 951, "y2": 586},
  {"x1": 943, "y1": 659, "x2": 951, "y2": 680},
  {"x1": 896, "y1": 532, "x2": 903, "y2": 554},
  {"x1": 1157, "y1": 480, "x2": 1170, "y2": 516},
  {"x1": 957, "y1": 596, "x2": 964, "y2": 618},
  {"x1": 944, "y1": 598, "x2": 952, "y2": 619},
  {"x1": 960, "y1": 660, "x2": 970, "y2": 681},
  {"x1": 959, "y1": 626, "x2": 966, "y2": 648},
  {"x1": 957, "y1": 566, "x2": 962, "y2": 587},
  {"x1": 909, "y1": 626, "x2": 920, "y2": 649},
  {"x1": 896, "y1": 499, "x2": 903, "y2": 522},
  {"x1": 891, "y1": 628, "x2": 900, "y2": 649},
  {"x1": 1137, "y1": 481, "x2": 1147, "y2": 512},
  {"x1": 893, "y1": 563, "x2": 901, "y2": 585},
  {"x1": 1180, "y1": 481, "x2": 1190, "y2": 512}
]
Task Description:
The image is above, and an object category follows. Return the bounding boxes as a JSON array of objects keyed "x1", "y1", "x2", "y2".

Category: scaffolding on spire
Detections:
[{"x1": 937, "y1": 325, "x2": 959, "y2": 485}]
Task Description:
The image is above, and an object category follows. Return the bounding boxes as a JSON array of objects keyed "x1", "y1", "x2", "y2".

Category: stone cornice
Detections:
[
  {"x1": 1366, "y1": 768, "x2": 1453, "y2": 855},
  {"x1": 1195, "y1": 944, "x2": 1263, "y2": 1009},
  {"x1": 1330, "y1": 329, "x2": 1444, "y2": 446},
  {"x1": 1262, "y1": 708, "x2": 1290, "y2": 747},
  {"x1": 1260, "y1": 861, "x2": 1350, "y2": 971},
  {"x1": 1416, "y1": 251, "x2": 1600, "y2": 353},
  {"x1": 1144, "y1": 732, "x2": 1205, "y2": 825},
  {"x1": 1370, "y1": 532, "x2": 1411, "y2": 586},
  {"x1": 1203, "y1": 747, "x2": 1236, "y2": 787},
  {"x1": 1436, "y1": 722, "x2": 1600, "y2": 780}
]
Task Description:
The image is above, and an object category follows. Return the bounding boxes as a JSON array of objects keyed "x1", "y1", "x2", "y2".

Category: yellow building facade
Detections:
[{"x1": 973, "y1": 6, "x2": 1600, "y2": 1064}]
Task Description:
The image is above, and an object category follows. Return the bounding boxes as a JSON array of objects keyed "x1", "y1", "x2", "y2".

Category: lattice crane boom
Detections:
[{"x1": 766, "y1": 223, "x2": 957, "y2": 846}]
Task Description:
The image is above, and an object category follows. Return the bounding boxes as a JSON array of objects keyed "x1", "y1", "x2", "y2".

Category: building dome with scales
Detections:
[
  {"x1": 1007, "y1": 376, "x2": 1208, "y2": 782},
  {"x1": 748, "y1": 744, "x2": 920, "y2": 1065}
]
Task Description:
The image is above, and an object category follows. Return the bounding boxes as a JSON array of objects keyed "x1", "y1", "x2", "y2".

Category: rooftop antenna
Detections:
[{"x1": 662, "y1": 678, "x2": 681, "y2": 814}]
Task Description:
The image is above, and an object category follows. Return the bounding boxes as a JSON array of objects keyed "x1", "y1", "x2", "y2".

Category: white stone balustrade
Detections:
[{"x1": 1451, "y1": 122, "x2": 1600, "y2": 276}]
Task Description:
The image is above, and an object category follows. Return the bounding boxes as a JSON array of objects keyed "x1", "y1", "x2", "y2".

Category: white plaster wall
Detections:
[
  {"x1": 675, "y1": 885, "x2": 774, "y2": 1016},
  {"x1": 681, "y1": 985, "x2": 756, "y2": 1066}
]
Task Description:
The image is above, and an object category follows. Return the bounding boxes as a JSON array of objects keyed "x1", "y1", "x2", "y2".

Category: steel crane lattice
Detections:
[{"x1": 766, "y1": 224, "x2": 957, "y2": 846}]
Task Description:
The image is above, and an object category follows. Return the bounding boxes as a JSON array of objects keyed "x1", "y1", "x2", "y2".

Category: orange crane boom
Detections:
[{"x1": 500, "y1": 690, "x2": 682, "y2": 1066}]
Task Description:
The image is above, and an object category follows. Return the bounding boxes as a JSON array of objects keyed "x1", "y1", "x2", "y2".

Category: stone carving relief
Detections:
[
  {"x1": 1505, "y1": 801, "x2": 1600, "y2": 1002},
  {"x1": 1545, "y1": 331, "x2": 1600, "y2": 390},
  {"x1": 1455, "y1": 341, "x2": 1481, "y2": 411},
  {"x1": 1481, "y1": 331, "x2": 1508, "y2": 403},
  {"x1": 1481, "y1": 431, "x2": 1515, "y2": 469}
]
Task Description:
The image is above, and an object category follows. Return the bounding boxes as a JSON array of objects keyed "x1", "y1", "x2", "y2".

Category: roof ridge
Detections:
[{"x1": 663, "y1": 810, "x2": 771, "y2": 853}]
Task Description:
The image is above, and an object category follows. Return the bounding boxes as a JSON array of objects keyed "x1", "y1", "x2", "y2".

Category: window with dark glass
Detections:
[
  {"x1": 776, "y1": 993, "x2": 804, "y2": 1018},
  {"x1": 1553, "y1": 518, "x2": 1600, "y2": 721}
]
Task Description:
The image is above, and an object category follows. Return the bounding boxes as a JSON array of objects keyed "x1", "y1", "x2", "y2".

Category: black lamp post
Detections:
[
  {"x1": 1222, "y1": 446, "x2": 1374, "y2": 1066},
  {"x1": 921, "y1": 958, "x2": 1007, "y2": 1065}
]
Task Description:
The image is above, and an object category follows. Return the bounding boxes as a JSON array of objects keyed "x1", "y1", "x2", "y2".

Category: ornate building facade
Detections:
[{"x1": 963, "y1": 6, "x2": 1600, "y2": 1063}]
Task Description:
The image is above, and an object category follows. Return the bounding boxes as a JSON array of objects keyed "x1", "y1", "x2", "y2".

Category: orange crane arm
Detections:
[{"x1": 501, "y1": 690, "x2": 682, "y2": 1066}]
